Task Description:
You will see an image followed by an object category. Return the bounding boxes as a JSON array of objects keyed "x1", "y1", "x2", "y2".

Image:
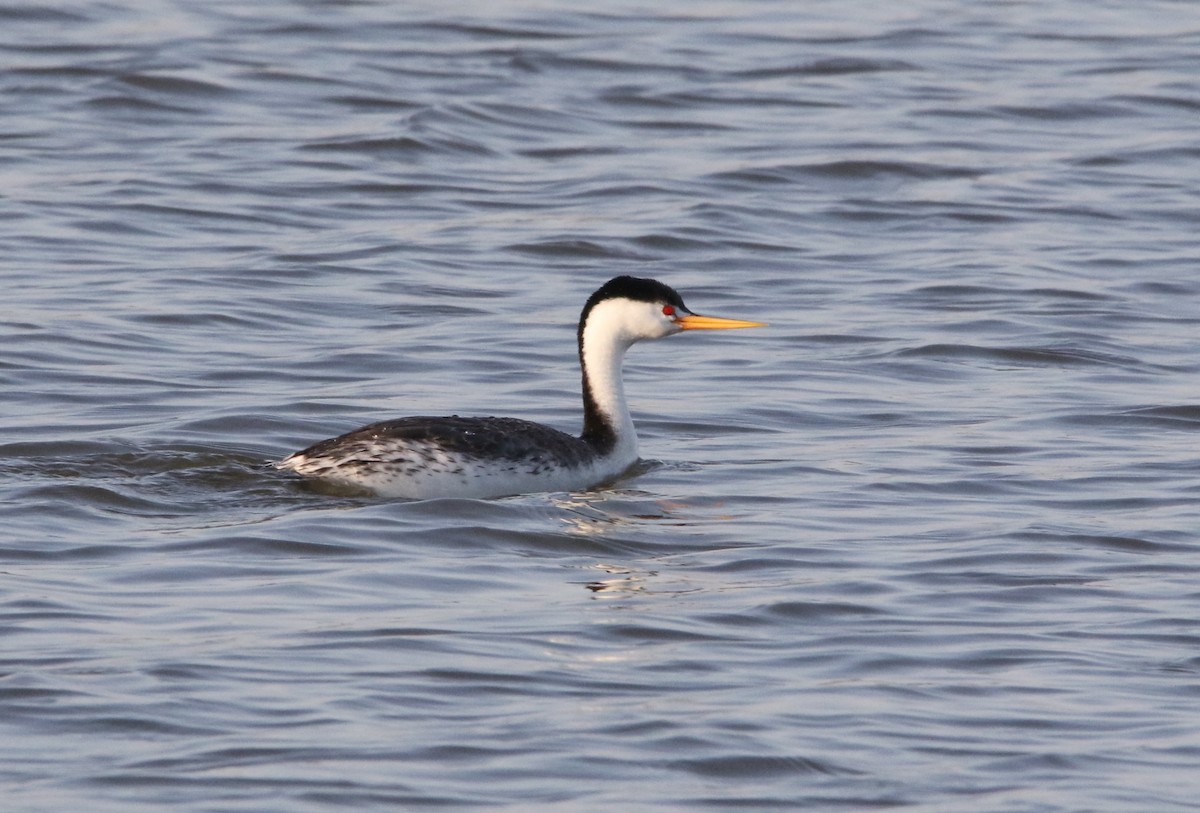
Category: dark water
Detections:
[{"x1": 3, "y1": 1, "x2": 1200, "y2": 810}]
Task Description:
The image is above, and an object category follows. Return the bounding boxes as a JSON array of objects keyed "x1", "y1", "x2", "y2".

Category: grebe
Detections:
[{"x1": 277, "y1": 275, "x2": 765, "y2": 499}]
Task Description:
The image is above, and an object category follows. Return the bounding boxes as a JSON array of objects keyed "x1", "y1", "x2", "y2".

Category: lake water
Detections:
[{"x1": 2, "y1": 1, "x2": 1199, "y2": 810}]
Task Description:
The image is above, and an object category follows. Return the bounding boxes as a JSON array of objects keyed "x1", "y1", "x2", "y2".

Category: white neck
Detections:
[{"x1": 578, "y1": 300, "x2": 640, "y2": 461}]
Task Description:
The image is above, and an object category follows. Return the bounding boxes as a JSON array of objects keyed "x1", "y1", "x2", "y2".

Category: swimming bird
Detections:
[{"x1": 277, "y1": 275, "x2": 765, "y2": 499}]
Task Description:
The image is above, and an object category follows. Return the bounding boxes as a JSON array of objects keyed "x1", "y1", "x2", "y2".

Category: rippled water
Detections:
[{"x1": 3, "y1": 1, "x2": 1200, "y2": 810}]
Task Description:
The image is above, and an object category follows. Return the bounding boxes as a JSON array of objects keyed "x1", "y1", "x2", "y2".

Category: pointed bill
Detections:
[{"x1": 676, "y1": 313, "x2": 768, "y2": 331}]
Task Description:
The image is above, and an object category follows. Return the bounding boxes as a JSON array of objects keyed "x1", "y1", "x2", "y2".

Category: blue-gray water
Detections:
[{"x1": 3, "y1": 1, "x2": 1199, "y2": 810}]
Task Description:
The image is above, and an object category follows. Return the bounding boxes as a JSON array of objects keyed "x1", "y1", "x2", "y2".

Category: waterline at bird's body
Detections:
[
  {"x1": 278, "y1": 415, "x2": 635, "y2": 499},
  {"x1": 277, "y1": 276, "x2": 765, "y2": 499}
]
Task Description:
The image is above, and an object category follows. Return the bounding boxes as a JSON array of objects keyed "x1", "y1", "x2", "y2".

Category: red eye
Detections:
[{"x1": 662, "y1": 305, "x2": 676, "y2": 317}]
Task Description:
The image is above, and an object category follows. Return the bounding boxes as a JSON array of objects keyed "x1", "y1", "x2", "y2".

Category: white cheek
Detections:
[
  {"x1": 647, "y1": 311, "x2": 678, "y2": 339},
  {"x1": 587, "y1": 298, "x2": 686, "y2": 342}
]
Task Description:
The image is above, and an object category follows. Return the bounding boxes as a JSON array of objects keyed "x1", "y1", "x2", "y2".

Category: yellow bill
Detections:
[{"x1": 677, "y1": 313, "x2": 768, "y2": 331}]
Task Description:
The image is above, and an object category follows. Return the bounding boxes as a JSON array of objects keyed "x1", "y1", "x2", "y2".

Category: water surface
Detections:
[{"x1": 2, "y1": 1, "x2": 1199, "y2": 810}]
